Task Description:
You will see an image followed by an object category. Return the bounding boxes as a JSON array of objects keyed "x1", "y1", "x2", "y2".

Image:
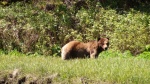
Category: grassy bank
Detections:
[
  {"x1": 0, "y1": 1, "x2": 150, "y2": 83},
  {"x1": 0, "y1": 53, "x2": 150, "y2": 84}
]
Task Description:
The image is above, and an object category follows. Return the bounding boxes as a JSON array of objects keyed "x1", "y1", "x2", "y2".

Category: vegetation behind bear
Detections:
[{"x1": 0, "y1": 0, "x2": 150, "y2": 56}]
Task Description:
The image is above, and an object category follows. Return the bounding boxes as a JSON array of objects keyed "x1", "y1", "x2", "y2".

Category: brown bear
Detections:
[{"x1": 61, "y1": 37, "x2": 109, "y2": 60}]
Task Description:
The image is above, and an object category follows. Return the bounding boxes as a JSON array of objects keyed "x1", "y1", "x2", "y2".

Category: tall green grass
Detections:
[{"x1": 0, "y1": 51, "x2": 150, "y2": 84}]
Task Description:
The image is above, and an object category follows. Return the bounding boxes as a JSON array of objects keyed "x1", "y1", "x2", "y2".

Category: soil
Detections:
[
  {"x1": 0, "y1": 69, "x2": 112, "y2": 84},
  {"x1": 0, "y1": 69, "x2": 59, "y2": 84}
]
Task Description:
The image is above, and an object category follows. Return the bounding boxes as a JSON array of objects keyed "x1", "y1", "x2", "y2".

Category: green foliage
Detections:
[
  {"x1": 145, "y1": 44, "x2": 150, "y2": 51},
  {"x1": 0, "y1": 1, "x2": 150, "y2": 56},
  {"x1": 137, "y1": 51, "x2": 150, "y2": 59},
  {"x1": 100, "y1": 50, "x2": 133, "y2": 58},
  {"x1": 110, "y1": 10, "x2": 150, "y2": 55}
]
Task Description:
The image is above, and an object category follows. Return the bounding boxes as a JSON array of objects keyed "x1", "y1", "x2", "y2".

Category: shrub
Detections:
[
  {"x1": 76, "y1": 8, "x2": 150, "y2": 55},
  {"x1": 0, "y1": 1, "x2": 150, "y2": 56}
]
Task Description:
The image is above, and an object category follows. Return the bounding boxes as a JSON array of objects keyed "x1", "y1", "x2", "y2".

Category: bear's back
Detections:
[{"x1": 61, "y1": 41, "x2": 90, "y2": 59}]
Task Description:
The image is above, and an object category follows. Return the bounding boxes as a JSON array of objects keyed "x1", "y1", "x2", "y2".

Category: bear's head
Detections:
[{"x1": 97, "y1": 37, "x2": 109, "y2": 51}]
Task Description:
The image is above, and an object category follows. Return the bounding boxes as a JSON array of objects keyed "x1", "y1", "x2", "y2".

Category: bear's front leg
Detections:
[{"x1": 90, "y1": 49, "x2": 97, "y2": 58}]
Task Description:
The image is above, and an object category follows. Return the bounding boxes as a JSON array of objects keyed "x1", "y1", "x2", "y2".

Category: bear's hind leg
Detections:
[{"x1": 61, "y1": 49, "x2": 70, "y2": 60}]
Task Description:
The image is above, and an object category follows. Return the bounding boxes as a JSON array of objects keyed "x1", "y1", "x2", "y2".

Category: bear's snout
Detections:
[
  {"x1": 104, "y1": 47, "x2": 108, "y2": 50},
  {"x1": 102, "y1": 44, "x2": 108, "y2": 50}
]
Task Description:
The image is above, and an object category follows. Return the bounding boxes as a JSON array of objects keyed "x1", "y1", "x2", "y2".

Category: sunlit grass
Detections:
[{"x1": 0, "y1": 53, "x2": 150, "y2": 84}]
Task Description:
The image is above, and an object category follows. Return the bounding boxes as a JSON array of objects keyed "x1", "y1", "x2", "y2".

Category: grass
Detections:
[{"x1": 0, "y1": 52, "x2": 150, "y2": 84}]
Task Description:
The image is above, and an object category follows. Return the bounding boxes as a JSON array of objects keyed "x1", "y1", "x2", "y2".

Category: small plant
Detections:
[{"x1": 145, "y1": 44, "x2": 150, "y2": 51}]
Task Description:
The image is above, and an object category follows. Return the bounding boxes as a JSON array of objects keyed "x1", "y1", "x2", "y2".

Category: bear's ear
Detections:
[{"x1": 97, "y1": 37, "x2": 101, "y2": 41}]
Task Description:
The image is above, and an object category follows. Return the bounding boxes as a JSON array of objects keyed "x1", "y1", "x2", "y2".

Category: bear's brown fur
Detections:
[{"x1": 61, "y1": 37, "x2": 109, "y2": 60}]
